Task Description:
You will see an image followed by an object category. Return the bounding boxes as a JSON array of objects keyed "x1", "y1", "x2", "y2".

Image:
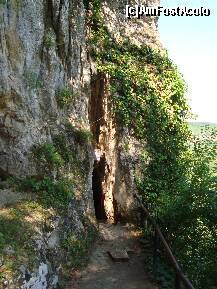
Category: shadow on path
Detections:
[{"x1": 73, "y1": 223, "x2": 160, "y2": 289}]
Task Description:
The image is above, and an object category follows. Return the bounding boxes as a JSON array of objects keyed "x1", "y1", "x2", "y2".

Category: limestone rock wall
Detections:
[
  {"x1": 0, "y1": 0, "x2": 90, "y2": 177},
  {"x1": 0, "y1": 1, "x2": 95, "y2": 288},
  {"x1": 102, "y1": 0, "x2": 161, "y2": 47}
]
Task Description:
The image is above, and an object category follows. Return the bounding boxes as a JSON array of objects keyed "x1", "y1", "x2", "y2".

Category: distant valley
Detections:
[{"x1": 188, "y1": 122, "x2": 217, "y2": 135}]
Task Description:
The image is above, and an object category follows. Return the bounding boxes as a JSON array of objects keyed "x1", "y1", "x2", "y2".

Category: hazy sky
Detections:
[{"x1": 158, "y1": 0, "x2": 217, "y2": 123}]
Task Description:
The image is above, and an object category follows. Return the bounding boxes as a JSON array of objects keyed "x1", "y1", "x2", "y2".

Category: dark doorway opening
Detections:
[
  {"x1": 0, "y1": 168, "x2": 10, "y2": 181},
  {"x1": 92, "y1": 155, "x2": 107, "y2": 220}
]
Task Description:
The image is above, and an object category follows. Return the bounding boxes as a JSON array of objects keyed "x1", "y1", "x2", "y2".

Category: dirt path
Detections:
[{"x1": 73, "y1": 223, "x2": 159, "y2": 289}]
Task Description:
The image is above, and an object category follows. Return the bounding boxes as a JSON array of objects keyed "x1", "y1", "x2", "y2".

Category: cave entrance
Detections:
[{"x1": 92, "y1": 155, "x2": 107, "y2": 221}]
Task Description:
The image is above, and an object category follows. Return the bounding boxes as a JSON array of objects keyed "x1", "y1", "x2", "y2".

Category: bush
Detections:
[
  {"x1": 62, "y1": 219, "x2": 97, "y2": 269},
  {"x1": 160, "y1": 129, "x2": 217, "y2": 288},
  {"x1": 18, "y1": 177, "x2": 73, "y2": 211},
  {"x1": 53, "y1": 133, "x2": 75, "y2": 163},
  {"x1": 44, "y1": 29, "x2": 56, "y2": 48},
  {"x1": 28, "y1": 137, "x2": 77, "y2": 211},
  {"x1": 65, "y1": 122, "x2": 92, "y2": 144},
  {"x1": 32, "y1": 143, "x2": 64, "y2": 173},
  {"x1": 56, "y1": 87, "x2": 74, "y2": 108}
]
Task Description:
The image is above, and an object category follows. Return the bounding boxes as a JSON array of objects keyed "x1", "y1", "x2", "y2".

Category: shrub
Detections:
[
  {"x1": 56, "y1": 87, "x2": 74, "y2": 108},
  {"x1": 62, "y1": 219, "x2": 97, "y2": 269},
  {"x1": 18, "y1": 177, "x2": 73, "y2": 211},
  {"x1": 65, "y1": 122, "x2": 92, "y2": 144},
  {"x1": 32, "y1": 143, "x2": 64, "y2": 173},
  {"x1": 25, "y1": 72, "x2": 43, "y2": 89},
  {"x1": 44, "y1": 29, "x2": 56, "y2": 48},
  {"x1": 74, "y1": 128, "x2": 92, "y2": 143}
]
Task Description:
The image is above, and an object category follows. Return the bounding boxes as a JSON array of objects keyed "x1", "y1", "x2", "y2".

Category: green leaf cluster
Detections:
[
  {"x1": 20, "y1": 135, "x2": 79, "y2": 211},
  {"x1": 18, "y1": 177, "x2": 73, "y2": 211},
  {"x1": 32, "y1": 143, "x2": 64, "y2": 172},
  {"x1": 44, "y1": 28, "x2": 56, "y2": 49},
  {"x1": 161, "y1": 129, "x2": 217, "y2": 288},
  {"x1": 65, "y1": 122, "x2": 93, "y2": 144},
  {"x1": 56, "y1": 87, "x2": 74, "y2": 108}
]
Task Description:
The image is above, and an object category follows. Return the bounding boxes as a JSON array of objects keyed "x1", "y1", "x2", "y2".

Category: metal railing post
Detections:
[
  {"x1": 175, "y1": 273, "x2": 181, "y2": 289},
  {"x1": 153, "y1": 228, "x2": 159, "y2": 276}
]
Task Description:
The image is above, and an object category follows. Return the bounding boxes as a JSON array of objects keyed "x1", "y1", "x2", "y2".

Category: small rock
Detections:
[
  {"x1": 3, "y1": 280, "x2": 9, "y2": 287},
  {"x1": 18, "y1": 265, "x2": 32, "y2": 282},
  {"x1": 71, "y1": 270, "x2": 81, "y2": 279},
  {"x1": 47, "y1": 230, "x2": 60, "y2": 249},
  {"x1": 19, "y1": 265, "x2": 26, "y2": 276},
  {"x1": 3, "y1": 245, "x2": 15, "y2": 255},
  {"x1": 33, "y1": 237, "x2": 44, "y2": 251}
]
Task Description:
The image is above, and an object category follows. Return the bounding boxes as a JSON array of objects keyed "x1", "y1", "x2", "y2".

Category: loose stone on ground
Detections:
[{"x1": 107, "y1": 249, "x2": 129, "y2": 262}]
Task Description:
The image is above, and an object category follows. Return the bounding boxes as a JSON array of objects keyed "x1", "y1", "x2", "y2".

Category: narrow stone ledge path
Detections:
[{"x1": 73, "y1": 223, "x2": 160, "y2": 289}]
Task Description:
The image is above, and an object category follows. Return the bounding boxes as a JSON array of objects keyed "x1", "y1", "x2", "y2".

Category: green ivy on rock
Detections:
[
  {"x1": 85, "y1": 1, "x2": 217, "y2": 288},
  {"x1": 92, "y1": 35, "x2": 191, "y2": 214}
]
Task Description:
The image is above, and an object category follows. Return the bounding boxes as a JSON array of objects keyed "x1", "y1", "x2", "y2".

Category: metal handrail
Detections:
[{"x1": 133, "y1": 192, "x2": 195, "y2": 289}]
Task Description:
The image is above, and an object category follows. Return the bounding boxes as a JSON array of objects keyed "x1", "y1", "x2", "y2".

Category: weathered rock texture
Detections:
[
  {"x1": 89, "y1": 0, "x2": 161, "y2": 222},
  {"x1": 0, "y1": 0, "x2": 90, "y2": 177},
  {"x1": 0, "y1": 0, "x2": 161, "y2": 288}
]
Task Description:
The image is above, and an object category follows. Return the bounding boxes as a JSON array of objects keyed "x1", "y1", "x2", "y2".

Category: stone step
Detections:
[{"x1": 107, "y1": 249, "x2": 130, "y2": 262}]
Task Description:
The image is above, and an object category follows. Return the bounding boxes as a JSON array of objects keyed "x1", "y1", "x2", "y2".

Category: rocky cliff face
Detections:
[
  {"x1": 0, "y1": 0, "x2": 160, "y2": 288},
  {"x1": 0, "y1": 0, "x2": 90, "y2": 177}
]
